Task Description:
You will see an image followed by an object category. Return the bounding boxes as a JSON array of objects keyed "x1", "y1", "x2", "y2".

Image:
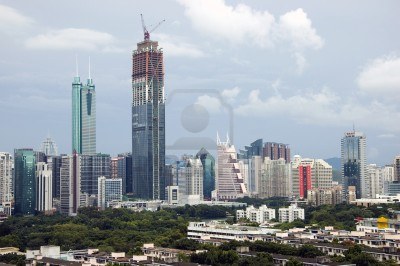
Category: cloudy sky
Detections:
[{"x1": 0, "y1": 0, "x2": 399, "y2": 165}]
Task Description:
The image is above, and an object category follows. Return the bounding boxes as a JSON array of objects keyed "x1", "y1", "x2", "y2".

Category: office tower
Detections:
[
  {"x1": 132, "y1": 33, "x2": 165, "y2": 200},
  {"x1": 98, "y1": 176, "x2": 122, "y2": 210},
  {"x1": 185, "y1": 158, "x2": 203, "y2": 200},
  {"x1": 0, "y1": 152, "x2": 13, "y2": 206},
  {"x1": 263, "y1": 142, "x2": 291, "y2": 162},
  {"x1": 291, "y1": 155, "x2": 333, "y2": 199},
  {"x1": 60, "y1": 153, "x2": 80, "y2": 216},
  {"x1": 111, "y1": 157, "x2": 119, "y2": 179},
  {"x1": 165, "y1": 185, "x2": 179, "y2": 205},
  {"x1": 72, "y1": 64, "x2": 96, "y2": 154},
  {"x1": 165, "y1": 164, "x2": 174, "y2": 189},
  {"x1": 259, "y1": 157, "x2": 290, "y2": 199},
  {"x1": 80, "y1": 154, "x2": 110, "y2": 196},
  {"x1": 216, "y1": 135, "x2": 247, "y2": 200},
  {"x1": 51, "y1": 156, "x2": 62, "y2": 198},
  {"x1": 35, "y1": 162, "x2": 53, "y2": 213},
  {"x1": 34, "y1": 151, "x2": 47, "y2": 163},
  {"x1": 341, "y1": 131, "x2": 366, "y2": 199},
  {"x1": 238, "y1": 139, "x2": 263, "y2": 159},
  {"x1": 366, "y1": 164, "x2": 383, "y2": 198},
  {"x1": 115, "y1": 153, "x2": 133, "y2": 194},
  {"x1": 196, "y1": 148, "x2": 215, "y2": 200},
  {"x1": 14, "y1": 149, "x2": 36, "y2": 215},
  {"x1": 41, "y1": 136, "x2": 58, "y2": 156},
  {"x1": 394, "y1": 156, "x2": 400, "y2": 181}
]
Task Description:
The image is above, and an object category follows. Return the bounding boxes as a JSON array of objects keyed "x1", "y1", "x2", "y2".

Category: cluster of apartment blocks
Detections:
[
  {"x1": 237, "y1": 204, "x2": 305, "y2": 223},
  {"x1": 187, "y1": 214, "x2": 400, "y2": 263}
]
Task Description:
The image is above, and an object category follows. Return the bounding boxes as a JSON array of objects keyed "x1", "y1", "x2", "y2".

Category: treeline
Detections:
[{"x1": 0, "y1": 205, "x2": 229, "y2": 253}]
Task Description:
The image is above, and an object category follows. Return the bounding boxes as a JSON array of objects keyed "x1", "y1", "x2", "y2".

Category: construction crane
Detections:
[{"x1": 141, "y1": 14, "x2": 165, "y2": 41}]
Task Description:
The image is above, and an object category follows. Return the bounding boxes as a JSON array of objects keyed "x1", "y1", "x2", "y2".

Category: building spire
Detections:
[
  {"x1": 88, "y1": 56, "x2": 91, "y2": 79},
  {"x1": 75, "y1": 55, "x2": 79, "y2": 77}
]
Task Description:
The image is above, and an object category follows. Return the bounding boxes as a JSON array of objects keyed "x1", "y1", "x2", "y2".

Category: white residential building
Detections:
[
  {"x1": 278, "y1": 204, "x2": 305, "y2": 223},
  {"x1": 0, "y1": 152, "x2": 13, "y2": 206},
  {"x1": 366, "y1": 164, "x2": 384, "y2": 198},
  {"x1": 185, "y1": 158, "x2": 203, "y2": 200},
  {"x1": 35, "y1": 162, "x2": 53, "y2": 213},
  {"x1": 165, "y1": 185, "x2": 179, "y2": 205},
  {"x1": 98, "y1": 176, "x2": 122, "y2": 210},
  {"x1": 216, "y1": 134, "x2": 247, "y2": 200},
  {"x1": 382, "y1": 165, "x2": 395, "y2": 182},
  {"x1": 236, "y1": 205, "x2": 276, "y2": 223}
]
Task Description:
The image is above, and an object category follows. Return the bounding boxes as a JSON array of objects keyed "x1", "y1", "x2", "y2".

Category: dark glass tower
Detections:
[
  {"x1": 14, "y1": 148, "x2": 36, "y2": 215},
  {"x1": 196, "y1": 148, "x2": 215, "y2": 200},
  {"x1": 132, "y1": 37, "x2": 165, "y2": 200}
]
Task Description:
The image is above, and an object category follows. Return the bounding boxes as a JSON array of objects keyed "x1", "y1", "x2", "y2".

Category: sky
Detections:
[{"x1": 0, "y1": 0, "x2": 399, "y2": 166}]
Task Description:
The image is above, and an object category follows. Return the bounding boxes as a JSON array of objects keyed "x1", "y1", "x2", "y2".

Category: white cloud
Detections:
[
  {"x1": 377, "y1": 133, "x2": 395, "y2": 139},
  {"x1": 235, "y1": 87, "x2": 400, "y2": 132},
  {"x1": 25, "y1": 28, "x2": 122, "y2": 52},
  {"x1": 276, "y1": 8, "x2": 324, "y2": 50},
  {"x1": 177, "y1": 0, "x2": 275, "y2": 47},
  {"x1": 153, "y1": 33, "x2": 205, "y2": 58},
  {"x1": 0, "y1": 4, "x2": 34, "y2": 35},
  {"x1": 357, "y1": 54, "x2": 400, "y2": 98},
  {"x1": 221, "y1": 87, "x2": 240, "y2": 102},
  {"x1": 195, "y1": 94, "x2": 222, "y2": 113},
  {"x1": 177, "y1": 1, "x2": 323, "y2": 74}
]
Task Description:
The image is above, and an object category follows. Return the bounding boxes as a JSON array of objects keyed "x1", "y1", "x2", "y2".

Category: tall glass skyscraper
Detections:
[
  {"x1": 196, "y1": 148, "x2": 215, "y2": 200},
  {"x1": 132, "y1": 36, "x2": 165, "y2": 200},
  {"x1": 341, "y1": 131, "x2": 366, "y2": 199},
  {"x1": 14, "y1": 148, "x2": 36, "y2": 215},
  {"x1": 72, "y1": 71, "x2": 96, "y2": 155}
]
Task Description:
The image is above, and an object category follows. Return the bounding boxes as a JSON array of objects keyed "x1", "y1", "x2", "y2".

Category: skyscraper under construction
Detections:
[{"x1": 132, "y1": 17, "x2": 165, "y2": 200}]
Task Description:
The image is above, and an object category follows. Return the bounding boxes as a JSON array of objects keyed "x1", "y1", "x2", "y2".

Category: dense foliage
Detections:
[
  {"x1": 0, "y1": 253, "x2": 25, "y2": 266},
  {"x1": 0, "y1": 205, "x2": 229, "y2": 253}
]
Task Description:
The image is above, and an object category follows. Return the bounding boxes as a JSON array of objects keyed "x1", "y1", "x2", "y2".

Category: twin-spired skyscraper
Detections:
[
  {"x1": 72, "y1": 64, "x2": 96, "y2": 155},
  {"x1": 131, "y1": 33, "x2": 165, "y2": 200}
]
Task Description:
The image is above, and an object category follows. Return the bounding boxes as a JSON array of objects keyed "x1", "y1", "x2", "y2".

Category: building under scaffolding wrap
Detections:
[{"x1": 132, "y1": 38, "x2": 165, "y2": 200}]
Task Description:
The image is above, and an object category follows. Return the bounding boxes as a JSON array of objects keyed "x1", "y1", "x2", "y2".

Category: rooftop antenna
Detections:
[
  {"x1": 75, "y1": 55, "x2": 79, "y2": 77},
  {"x1": 88, "y1": 56, "x2": 91, "y2": 79},
  {"x1": 140, "y1": 14, "x2": 165, "y2": 41}
]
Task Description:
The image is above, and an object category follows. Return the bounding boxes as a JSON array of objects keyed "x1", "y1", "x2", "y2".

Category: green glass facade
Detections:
[
  {"x1": 14, "y1": 148, "x2": 36, "y2": 215},
  {"x1": 196, "y1": 148, "x2": 215, "y2": 200},
  {"x1": 72, "y1": 76, "x2": 96, "y2": 154}
]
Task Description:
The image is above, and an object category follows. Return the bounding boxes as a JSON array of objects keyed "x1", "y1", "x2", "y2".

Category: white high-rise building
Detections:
[
  {"x1": 236, "y1": 205, "x2": 276, "y2": 223},
  {"x1": 291, "y1": 156, "x2": 333, "y2": 199},
  {"x1": 382, "y1": 165, "x2": 395, "y2": 182},
  {"x1": 0, "y1": 152, "x2": 13, "y2": 205},
  {"x1": 366, "y1": 164, "x2": 384, "y2": 198},
  {"x1": 260, "y1": 157, "x2": 291, "y2": 199},
  {"x1": 278, "y1": 204, "x2": 305, "y2": 223},
  {"x1": 250, "y1": 156, "x2": 262, "y2": 196},
  {"x1": 185, "y1": 158, "x2": 203, "y2": 200},
  {"x1": 36, "y1": 162, "x2": 53, "y2": 213},
  {"x1": 216, "y1": 134, "x2": 247, "y2": 200},
  {"x1": 98, "y1": 176, "x2": 122, "y2": 210},
  {"x1": 341, "y1": 131, "x2": 367, "y2": 199}
]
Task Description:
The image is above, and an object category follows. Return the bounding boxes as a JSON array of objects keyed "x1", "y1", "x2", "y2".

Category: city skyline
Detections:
[{"x1": 0, "y1": 1, "x2": 399, "y2": 166}]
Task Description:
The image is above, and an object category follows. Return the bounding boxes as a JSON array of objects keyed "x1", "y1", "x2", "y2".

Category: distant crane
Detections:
[{"x1": 141, "y1": 14, "x2": 165, "y2": 41}]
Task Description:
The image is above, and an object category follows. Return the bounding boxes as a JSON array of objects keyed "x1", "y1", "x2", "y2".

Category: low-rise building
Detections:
[{"x1": 236, "y1": 205, "x2": 276, "y2": 223}]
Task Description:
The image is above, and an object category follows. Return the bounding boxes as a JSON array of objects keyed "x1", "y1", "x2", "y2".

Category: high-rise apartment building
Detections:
[
  {"x1": 0, "y1": 152, "x2": 13, "y2": 205},
  {"x1": 366, "y1": 164, "x2": 384, "y2": 199},
  {"x1": 132, "y1": 32, "x2": 165, "y2": 200},
  {"x1": 185, "y1": 158, "x2": 203, "y2": 200},
  {"x1": 291, "y1": 156, "x2": 333, "y2": 199},
  {"x1": 72, "y1": 69, "x2": 96, "y2": 155},
  {"x1": 60, "y1": 153, "x2": 81, "y2": 216},
  {"x1": 216, "y1": 135, "x2": 247, "y2": 200},
  {"x1": 341, "y1": 131, "x2": 366, "y2": 199},
  {"x1": 14, "y1": 149, "x2": 36, "y2": 215},
  {"x1": 394, "y1": 156, "x2": 400, "y2": 181},
  {"x1": 263, "y1": 142, "x2": 291, "y2": 163},
  {"x1": 196, "y1": 148, "x2": 215, "y2": 200},
  {"x1": 259, "y1": 158, "x2": 291, "y2": 199},
  {"x1": 35, "y1": 162, "x2": 53, "y2": 213}
]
